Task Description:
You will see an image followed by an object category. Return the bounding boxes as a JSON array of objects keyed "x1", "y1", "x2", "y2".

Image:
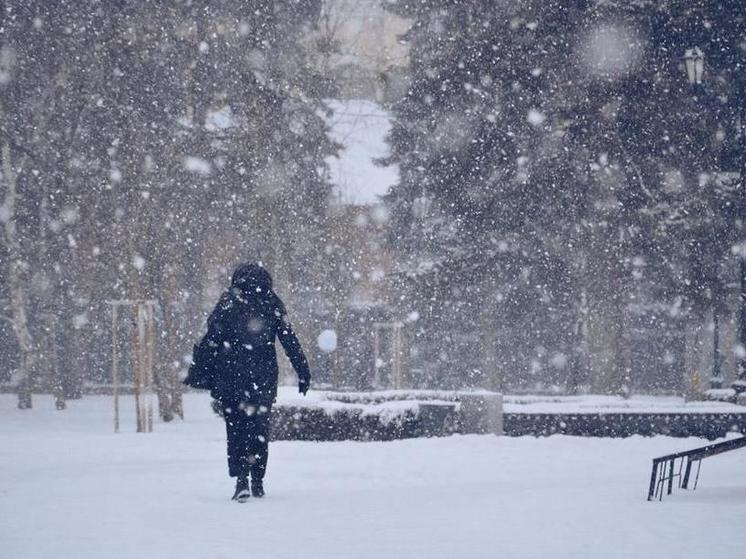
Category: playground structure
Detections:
[
  {"x1": 107, "y1": 300, "x2": 158, "y2": 433},
  {"x1": 647, "y1": 435, "x2": 746, "y2": 500}
]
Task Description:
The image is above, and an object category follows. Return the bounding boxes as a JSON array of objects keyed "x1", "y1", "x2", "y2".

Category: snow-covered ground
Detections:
[{"x1": 2, "y1": 393, "x2": 745, "y2": 559}]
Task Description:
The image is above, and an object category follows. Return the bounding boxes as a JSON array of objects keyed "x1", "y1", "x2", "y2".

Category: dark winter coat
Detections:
[{"x1": 184, "y1": 263, "x2": 310, "y2": 406}]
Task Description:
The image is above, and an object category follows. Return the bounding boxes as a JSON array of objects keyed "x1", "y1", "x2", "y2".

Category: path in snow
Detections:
[{"x1": 1, "y1": 393, "x2": 745, "y2": 559}]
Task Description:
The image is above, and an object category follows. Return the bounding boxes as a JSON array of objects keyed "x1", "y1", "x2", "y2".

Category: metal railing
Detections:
[{"x1": 648, "y1": 435, "x2": 746, "y2": 500}]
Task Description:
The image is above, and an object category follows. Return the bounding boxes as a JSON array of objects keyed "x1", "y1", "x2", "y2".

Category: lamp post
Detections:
[
  {"x1": 683, "y1": 47, "x2": 746, "y2": 392},
  {"x1": 684, "y1": 47, "x2": 723, "y2": 389},
  {"x1": 685, "y1": 47, "x2": 746, "y2": 393},
  {"x1": 736, "y1": 77, "x2": 746, "y2": 392}
]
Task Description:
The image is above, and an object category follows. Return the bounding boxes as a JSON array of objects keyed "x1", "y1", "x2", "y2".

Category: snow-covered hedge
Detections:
[
  {"x1": 265, "y1": 389, "x2": 502, "y2": 440},
  {"x1": 271, "y1": 400, "x2": 459, "y2": 441}
]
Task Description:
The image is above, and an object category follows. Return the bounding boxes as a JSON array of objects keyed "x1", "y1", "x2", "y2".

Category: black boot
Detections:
[
  {"x1": 232, "y1": 476, "x2": 250, "y2": 502},
  {"x1": 251, "y1": 478, "x2": 265, "y2": 498}
]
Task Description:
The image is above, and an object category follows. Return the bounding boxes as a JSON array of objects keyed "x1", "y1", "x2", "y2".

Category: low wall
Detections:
[
  {"x1": 504, "y1": 412, "x2": 746, "y2": 439},
  {"x1": 268, "y1": 407, "x2": 746, "y2": 441}
]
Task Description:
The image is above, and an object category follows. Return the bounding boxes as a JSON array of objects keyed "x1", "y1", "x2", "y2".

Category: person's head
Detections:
[{"x1": 231, "y1": 262, "x2": 273, "y2": 294}]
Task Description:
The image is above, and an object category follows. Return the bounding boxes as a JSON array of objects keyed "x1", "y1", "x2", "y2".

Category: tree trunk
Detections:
[
  {"x1": 567, "y1": 288, "x2": 589, "y2": 395},
  {"x1": 158, "y1": 299, "x2": 184, "y2": 421},
  {"x1": 2, "y1": 143, "x2": 36, "y2": 409},
  {"x1": 586, "y1": 288, "x2": 630, "y2": 395}
]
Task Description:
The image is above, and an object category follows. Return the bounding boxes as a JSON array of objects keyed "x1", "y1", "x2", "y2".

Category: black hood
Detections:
[{"x1": 231, "y1": 262, "x2": 273, "y2": 294}]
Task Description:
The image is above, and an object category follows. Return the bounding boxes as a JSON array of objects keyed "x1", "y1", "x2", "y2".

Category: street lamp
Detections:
[
  {"x1": 684, "y1": 47, "x2": 746, "y2": 392},
  {"x1": 684, "y1": 47, "x2": 722, "y2": 389},
  {"x1": 412, "y1": 191, "x2": 431, "y2": 219},
  {"x1": 684, "y1": 47, "x2": 705, "y2": 86},
  {"x1": 684, "y1": 47, "x2": 746, "y2": 393},
  {"x1": 736, "y1": 86, "x2": 746, "y2": 392}
]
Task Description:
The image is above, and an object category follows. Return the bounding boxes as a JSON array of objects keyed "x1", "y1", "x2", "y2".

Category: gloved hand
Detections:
[{"x1": 298, "y1": 379, "x2": 310, "y2": 396}]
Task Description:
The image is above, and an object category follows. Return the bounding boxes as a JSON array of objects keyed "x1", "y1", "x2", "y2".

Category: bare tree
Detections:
[{"x1": 1, "y1": 141, "x2": 35, "y2": 408}]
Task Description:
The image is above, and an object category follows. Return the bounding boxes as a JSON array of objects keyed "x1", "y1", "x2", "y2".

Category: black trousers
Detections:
[{"x1": 223, "y1": 402, "x2": 272, "y2": 479}]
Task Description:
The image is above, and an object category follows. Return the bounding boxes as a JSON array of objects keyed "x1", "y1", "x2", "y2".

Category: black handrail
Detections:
[{"x1": 647, "y1": 435, "x2": 746, "y2": 501}]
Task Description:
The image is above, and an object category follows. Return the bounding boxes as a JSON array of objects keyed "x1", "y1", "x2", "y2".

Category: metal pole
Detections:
[
  {"x1": 739, "y1": 99, "x2": 746, "y2": 385},
  {"x1": 394, "y1": 323, "x2": 402, "y2": 390},
  {"x1": 146, "y1": 303, "x2": 155, "y2": 432},
  {"x1": 393, "y1": 325, "x2": 399, "y2": 389},
  {"x1": 112, "y1": 305, "x2": 119, "y2": 433},
  {"x1": 713, "y1": 303, "x2": 721, "y2": 388},
  {"x1": 373, "y1": 325, "x2": 380, "y2": 388},
  {"x1": 134, "y1": 309, "x2": 143, "y2": 433}
]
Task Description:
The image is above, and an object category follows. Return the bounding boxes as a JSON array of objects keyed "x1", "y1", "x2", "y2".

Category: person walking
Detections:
[{"x1": 185, "y1": 262, "x2": 311, "y2": 502}]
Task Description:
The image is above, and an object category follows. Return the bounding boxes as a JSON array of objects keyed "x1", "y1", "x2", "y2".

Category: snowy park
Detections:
[
  {"x1": 2, "y1": 2, "x2": 746, "y2": 558},
  {"x1": 2, "y1": 392, "x2": 745, "y2": 559}
]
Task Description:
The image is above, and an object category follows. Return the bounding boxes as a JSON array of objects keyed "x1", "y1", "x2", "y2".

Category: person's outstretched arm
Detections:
[{"x1": 276, "y1": 311, "x2": 311, "y2": 395}]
